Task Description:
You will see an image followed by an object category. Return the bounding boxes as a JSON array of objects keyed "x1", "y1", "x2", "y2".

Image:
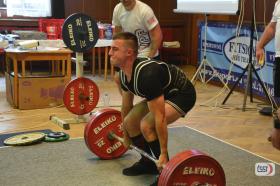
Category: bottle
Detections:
[
  {"x1": 98, "y1": 22, "x2": 105, "y2": 39},
  {"x1": 105, "y1": 25, "x2": 112, "y2": 40},
  {"x1": 102, "y1": 92, "x2": 110, "y2": 107}
]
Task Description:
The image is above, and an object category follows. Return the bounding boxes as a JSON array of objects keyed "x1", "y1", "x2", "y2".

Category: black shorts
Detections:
[
  {"x1": 165, "y1": 80, "x2": 196, "y2": 117},
  {"x1": 275, "y1": 57, "x2": 280, "y2": 97}
]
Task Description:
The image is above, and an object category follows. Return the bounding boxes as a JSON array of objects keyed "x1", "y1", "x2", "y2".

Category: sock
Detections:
[
  {"x1": 131, "y1": 134, "x2": 152, "y2": 163},
  {"x1": 148, "y1": 139, "x2": 161, "y2": 159}
]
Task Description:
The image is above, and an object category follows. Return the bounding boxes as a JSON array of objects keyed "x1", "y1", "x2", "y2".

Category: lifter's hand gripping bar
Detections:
[{"x1": 107, "y1": 131, "x2": 159, "y2": 164}]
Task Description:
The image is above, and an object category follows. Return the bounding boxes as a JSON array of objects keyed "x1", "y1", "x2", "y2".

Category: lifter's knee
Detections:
[
  {"x1": 122, "y1": 116, "x2": 141, "y2": 137},
  {"x1": 140, "y1": 120, "x2": 157, "y2": 141}
]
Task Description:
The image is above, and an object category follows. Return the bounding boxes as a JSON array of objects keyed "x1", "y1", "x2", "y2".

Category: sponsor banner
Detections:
[{"x1": 198, "y1": 22, "x2": 276, "y2": 98}]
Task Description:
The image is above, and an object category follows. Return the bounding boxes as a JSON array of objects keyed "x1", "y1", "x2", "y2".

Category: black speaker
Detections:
[{"x1": 52, "y1": 0, "x2": 65, "y2": 18}]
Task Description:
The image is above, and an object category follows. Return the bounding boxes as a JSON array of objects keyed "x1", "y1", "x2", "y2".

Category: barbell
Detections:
[{"x1": 84, "y1": 108, "x2": 226, "y2": 186}]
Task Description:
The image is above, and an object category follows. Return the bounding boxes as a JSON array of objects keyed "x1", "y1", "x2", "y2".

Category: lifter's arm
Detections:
[
  {"x1": 121, "y1": 90, "x2": 134, "y2": 147},
  {"x1": 147, "y1": 95, "x2": 168, "y2": 168}
]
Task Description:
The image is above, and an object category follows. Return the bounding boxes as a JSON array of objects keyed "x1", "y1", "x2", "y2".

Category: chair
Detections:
[
  {"x1": 38, "y1": 19, "x2": 64, "y2": 40},
  {"x1": 37, "y1": 19, "x2": 65, "y2": 75},
  {"x1": 160, "y1": 28, "x2": 184, "y2": 65}
]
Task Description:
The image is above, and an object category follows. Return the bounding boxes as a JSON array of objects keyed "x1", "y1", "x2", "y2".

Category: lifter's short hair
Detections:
[{"x1": 112, "y1": 32, "x2": 138, "y2": 55}]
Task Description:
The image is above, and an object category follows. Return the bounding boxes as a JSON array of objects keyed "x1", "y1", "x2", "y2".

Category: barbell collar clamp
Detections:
[{"x1": 78, "y1": 93, "x2": 90, "y2": 101}]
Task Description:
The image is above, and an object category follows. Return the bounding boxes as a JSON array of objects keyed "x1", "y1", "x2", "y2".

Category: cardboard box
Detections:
[{"x1": 5, "y1": 72, "x2": 70, "y2": 109}]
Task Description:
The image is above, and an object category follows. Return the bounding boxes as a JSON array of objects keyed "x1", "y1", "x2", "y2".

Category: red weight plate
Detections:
[
  {"x1": 84, "y1": 118, "x2": 91, "y2": 148},
  {"x1": 159, "y1": 150, "x2": 201, "y2": 185},
  {"x1": 84, "y1": 108, "x2": 128, "y2": 159},
  {"x1": 163, "y1": 151, "x2": 198, "y2": 185},
  {"x1": 63, "y1": 77, "x2": 99, "y2": 115},
  {"x1": 159, "y1": 150, "x2": 226, "y2": 186},
  {"x1": 159, "y1": 153, "x2": 184, "y2": 186},
  {"x1": 160, "y1": 151, "x2": 203, "y2": 186},
  {"x1": 160, "y1": 152, "x2": 210, "y2": 185},
  {"x1": 161, "y1": 151, "x2": 213, "y2": 186}
]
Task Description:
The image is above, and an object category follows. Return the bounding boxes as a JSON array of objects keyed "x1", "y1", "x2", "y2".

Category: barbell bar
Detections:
[{"x1": 108, "y1": 131, "x2": 159, "y2": 164}]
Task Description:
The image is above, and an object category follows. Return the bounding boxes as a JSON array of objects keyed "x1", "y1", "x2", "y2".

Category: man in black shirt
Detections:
[{"x1": 109, "y1": 32, "x2": 196, "y2": 184}]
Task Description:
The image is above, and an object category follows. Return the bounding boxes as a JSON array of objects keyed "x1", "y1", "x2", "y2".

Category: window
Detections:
[
  {"x1": 0, "y1": 0, "x2": 7, "y2": 8},
  {"x1": 6, "y1": 0, "x2": 52, "y2": 17},
  {"x1": 174, "y1": 0, "x2": 240, "y2": 15}
]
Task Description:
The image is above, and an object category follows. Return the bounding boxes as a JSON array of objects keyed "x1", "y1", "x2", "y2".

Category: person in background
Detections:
[
  {"x1": 109, "y1": 32, "x2": 196, "y2": 185},
  {"x1": 112, "y1": 0, "x2": 163, "y2": 94},
  {"x1": 256, "y1": 0, "x2": 280, "y2": 150}
]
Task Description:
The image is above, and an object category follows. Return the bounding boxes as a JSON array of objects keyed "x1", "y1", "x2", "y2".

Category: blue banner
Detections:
[{"x1": 198, "y1": 22, "x2": 275, "y2": 98}]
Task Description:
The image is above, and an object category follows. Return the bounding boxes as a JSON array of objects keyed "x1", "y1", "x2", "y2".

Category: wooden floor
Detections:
[{"x1": 0, "y1": 65, "x2": 280, "y2": 165}]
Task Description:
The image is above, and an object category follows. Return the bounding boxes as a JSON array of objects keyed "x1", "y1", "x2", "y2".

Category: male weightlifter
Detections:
[{"x1": 109, "y1": 32, "x2": 196, "y2": 185}]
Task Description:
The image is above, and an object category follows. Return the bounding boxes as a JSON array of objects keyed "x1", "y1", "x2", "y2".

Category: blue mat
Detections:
[{"x1": 0, "y1": 129, "x2": 52, "y2": 147}]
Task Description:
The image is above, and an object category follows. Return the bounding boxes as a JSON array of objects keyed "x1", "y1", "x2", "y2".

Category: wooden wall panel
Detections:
[
  {"x1": 141, "y1": 0, "x2": 160, "y2": 17},
  {"x1": 84, "y1": 0, "x2": 110, "y2": 22},
  {"x1": 64, "y1": 0, "x2": 84, "y2": 17},
  {"x1": 158, "y1": 0, "x2": 185, "y2": 21},
  {"x1": 110, "y1": 1, "x2": 119, "y2": 20},
  {"x1": 64, "y1": 0, "x2": 118, "y2": 23},
  {"x1": 244, "y1": 0, "x2": 277, "y2": 23}
]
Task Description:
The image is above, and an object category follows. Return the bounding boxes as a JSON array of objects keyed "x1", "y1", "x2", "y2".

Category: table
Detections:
[
  {"x1": 0, "y1": 48, "x2": 4, "y2": 75},
  {"x1": 5, "y1": 47, "x2": 72, "y2": 108},
  {"x1": 92, "y1": 39, "x2": 112, "y2": 80}
]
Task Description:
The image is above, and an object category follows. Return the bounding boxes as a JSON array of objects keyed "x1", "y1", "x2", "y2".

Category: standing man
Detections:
[
  {"x1": 112, "y1": 0, "x2": 163, "y2": 93},
  {"x1": 109, "y1": 32, "x2": 196, "y2": 185},
  {"x1": 256, "y1": 0, "x2": 280, "y2": 150},
  {"x1": 112, "y1": 0, "x2": 162, "y2": 59}
]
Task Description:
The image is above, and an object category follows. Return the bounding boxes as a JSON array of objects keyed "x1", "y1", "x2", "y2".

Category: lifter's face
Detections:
[
  {"x1": 109, "y1": 39, "x2": 131, "y2": 68},
  {"x1": 119, "y1": 0, "x2": 136, "y2": 11}
]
